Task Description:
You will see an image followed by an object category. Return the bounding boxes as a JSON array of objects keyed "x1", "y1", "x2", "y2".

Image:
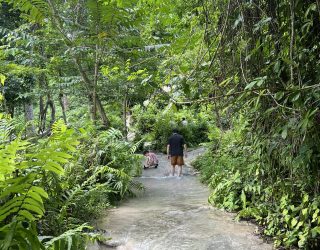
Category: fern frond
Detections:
[
  {"x1": 0, "y1": 174, "x2": 48, "y2": 222},
  {"x1": 102, "y1": 166, "x2": 132, "y2": 196},
  {"x1": 51, "y1": 119, "x2": 67, "y2": 135},
  {"x1": 43, "y1": 223, "x2": 102, "y2": 249},
  {"x1": 0, "y1": 138, "x2": 30, "y2": 179},
  {"x1": 0, "y1": 116, "x2": 15, "y2": 143},
  {"x1": 129, "y1": 138, "x2": 144, "y2": 154},
  {"x1": 104, "y1": 128, "x2": 123, "y2": 140},
  {"x1": 0, "y1": 221, "x2": 44, "y2": 250},
  {"x1": 0, "y1": 121, "x2": 80, "y2": 249}
]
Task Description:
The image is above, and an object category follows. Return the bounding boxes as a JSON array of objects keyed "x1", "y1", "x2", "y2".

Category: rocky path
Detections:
[{"x1": 90, "y1": 148, "x2": 272, "y2": 250}]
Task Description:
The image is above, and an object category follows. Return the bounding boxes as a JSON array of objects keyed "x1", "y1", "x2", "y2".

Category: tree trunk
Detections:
[
  {"x1": 95, "y1": 94, "x2": 109, "y2": 128},
  {"x1": 85, "y1": 91, "x2": 94, "y2": 121},
  {"x1": 74, "y1": 57, "x2": 109, "y2": 128},
  {"x1": 24, "y1": 100, "x2": 36, "y2": 136},
  {"x1": 93, "y1": 43, "x2": 99, "y2": 122},
  {"x1": 289, "y1": 0, "x2": 295, "y2": 85},
  {"x1": 39, "y1": 94, "x2": 56, "y2": 135},
  {"x1": 47, "y1": 97, "x2": 56, "y2": 128},
  {"x1": 8, "y1": 104, "x2": 14, "y2": 118},
  {"x1": 59, "y1": 91, "x2": 68, "y2": 124},
  {"x1": 38, "y1": 95, "x2": 45, "y2": 134},
  {"x1": 47, "y1": 0, "x2": 108, "y2": 128},
  {"x1": 123, "y1": 87, "x2": 128, "y2": 139}
]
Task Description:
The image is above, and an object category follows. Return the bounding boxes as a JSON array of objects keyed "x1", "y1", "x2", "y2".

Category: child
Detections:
[{"x1": 143, "y1": 150, "x2": 159, "y2": 169}]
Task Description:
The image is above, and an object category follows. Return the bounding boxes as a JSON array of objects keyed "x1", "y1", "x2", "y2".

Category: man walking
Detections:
[{"x1": 167, "y1": 129, "x2": 187, "y2": 177}]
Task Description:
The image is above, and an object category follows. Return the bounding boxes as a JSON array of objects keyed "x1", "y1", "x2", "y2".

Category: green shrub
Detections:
[
  {"x1": 0, "y1": 115, "x2": 142, "y2": 249},
  {"x1": 131, "y1": 103, "x2": 211, "y2": 151},
  {"x1": 193, "y1": 114, "x2": 320, "y2": 249}
]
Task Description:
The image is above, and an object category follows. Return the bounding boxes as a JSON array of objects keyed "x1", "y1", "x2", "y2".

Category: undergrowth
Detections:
[
  {"x1": 193, "y1": 115, "x2": 320, "y2": 249},
  {"x1": 0, "y1": 116, "x2": 142, "y2": 249}
]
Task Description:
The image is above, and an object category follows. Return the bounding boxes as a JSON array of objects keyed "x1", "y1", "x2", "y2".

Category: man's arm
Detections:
[
  {"x1": 167, "y1": 144, "x2": 170, "y2": 159},
  {"x1": 146, "y1": 156, "x2": 151, "y2": 166},
  {"x1": 184, "y1": 144, "x2": 187, "y2": 158}
]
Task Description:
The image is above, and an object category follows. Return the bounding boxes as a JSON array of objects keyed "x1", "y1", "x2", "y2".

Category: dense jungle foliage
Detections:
[{"x1": 0, "y1": 0, "x2": 319, "y2": 249}]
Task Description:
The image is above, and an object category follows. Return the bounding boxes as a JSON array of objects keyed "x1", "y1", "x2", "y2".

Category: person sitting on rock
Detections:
[{"x1": 143, "y1": 150, "x2": 159, "y2": 169}]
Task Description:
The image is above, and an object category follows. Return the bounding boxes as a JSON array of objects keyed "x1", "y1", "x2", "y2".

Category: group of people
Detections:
[{"x1": 143, "y1": 128, "x2": 187, "y2": 177}]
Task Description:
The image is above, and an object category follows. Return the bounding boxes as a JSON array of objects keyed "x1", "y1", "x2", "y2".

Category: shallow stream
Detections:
[{"x1": 90, "y1": 148, "x2": 272, "y2": 250}]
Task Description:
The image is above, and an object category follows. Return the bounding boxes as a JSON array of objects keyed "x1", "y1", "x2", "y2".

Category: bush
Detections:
[
  {"x1": 0, "y1": 116, "x2": 142, "y2": 249},
  {"x1": 131, "y1": 103, "x2": 211, "y2": 152},
  {"x1": 193, "y1": 115, "x2": 320, "y2": 249}
]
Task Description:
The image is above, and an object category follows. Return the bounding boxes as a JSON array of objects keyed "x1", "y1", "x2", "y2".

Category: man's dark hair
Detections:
[
  {"x1": 143, "y1": 150, "x2": 149, "y2": 155},
  {"x1": 172, "y1": 128, "x2": 179, "y2": 133}
]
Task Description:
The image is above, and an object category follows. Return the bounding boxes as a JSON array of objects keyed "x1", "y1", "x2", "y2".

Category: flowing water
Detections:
[{"x1": 89, "y1": 148, "x2": 272, "y2": 250}]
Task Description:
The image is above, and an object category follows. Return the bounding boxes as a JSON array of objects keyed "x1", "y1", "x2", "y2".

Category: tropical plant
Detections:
[{"x1": 0, "y1": 117, "x2": 83, "y2": 249}]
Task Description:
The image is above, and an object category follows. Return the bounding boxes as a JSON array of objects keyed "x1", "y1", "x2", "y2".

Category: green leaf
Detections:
[
  {"x1": 296, "y1": 221, "x2": 303, "y2": 229},
  {"x1": 49, "y1": 155, "x2": 69, "y2": 163},
  {"x1": 291, "y1": 218, "x2": 298, "y2": 228},
  {"x1": 281, "y1": 126, "x2": 288, "y2": 139},
  {"x1": 311, "y1": 226, "x2": 320, "y2": 237},
  {"x1": 219, "y1": 77, "x2": 233, "y2": 87},
  {"x1": 30, "y1": 186, "x2": 48, "y2": 199},
  {"x1": 27, "y1": 190, "x2": 44, "y2": 204},
  {"x1": 302, "y1": 208, "x2": 308, "y2": 216},
  {"x1": 274, "y1": 91, "x2": 285, "y2": 100},
  {"x1": 43, "y1": 161, "x2": 64, "y2": 175},
  {"x1": 244, "y1": 77, "x2": 266, "y2": 90},
  {"x1": 302, "y1": 194, "x2": 309, "y2": 203},
  {"x1": 18, "y1": 210, "x2": 36, "y2": 221},
  {"x1": 6, "y1": 0, "x2": 48, "y2": 22},
  {"x1": 256, "y1": 77, "x2": 266, "y2": 87},
  {"x1": 24, "y1": 198, "x2": 44, "y2": 211},
  {"x1": 54, "y1": 152, "x2": 73, "y2": 159},
  {"x1": 0, "y1": 207, "x2": 19, "y2": 222},
  {"x1": 43, "y1": 166, "x2": 63, "y2": 175},
  {"x1": 240, "y1": 190, "x2": 246, "y2": 208},
  {"x1": 21, "y1": 204, "x2": 44, "y2": 216},
  {"x1": 312, "y1": 209, "x2": 319, "y2": 222},
  {"x1": 0, "y1": 196, "x2": 24, "y2": 215},
  {"x1": 18, "y1": 224, "x2": 43, "y2": 249},
  {"x1": 0, "y1": 183, "x2": 30, "y2": 198},
  {"x1": 274, "y1": 61, "x2": 281, "y2": 73},
  {"x1": 244, "y1": 80, "x2": 256, "y2": 90},
  {"x1": 0, "y1": 74, "x2": 5, "y2": 85},
  {"x1": 291, "y1": 93, "x2": 300, "y2": 102}
]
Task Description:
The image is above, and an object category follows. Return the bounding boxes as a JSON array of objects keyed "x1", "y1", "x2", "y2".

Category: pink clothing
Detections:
[{"x1": 147, "y1": 152, "x2": 158, "y2": 166}]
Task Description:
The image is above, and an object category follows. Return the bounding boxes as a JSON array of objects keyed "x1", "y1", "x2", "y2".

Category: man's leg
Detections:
[
  {"x1": 177, "y1": 156, "x2": 184, "y2": 177},
  {"x1": 177, "y1": 165, "x2": 182, "y2": 177},
  {"x1": 170, "y1": 156, "x2": 177, "y2": 176},
  {"x1": 171, "y1": 165, "x2": 176, "y2": 176}
]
